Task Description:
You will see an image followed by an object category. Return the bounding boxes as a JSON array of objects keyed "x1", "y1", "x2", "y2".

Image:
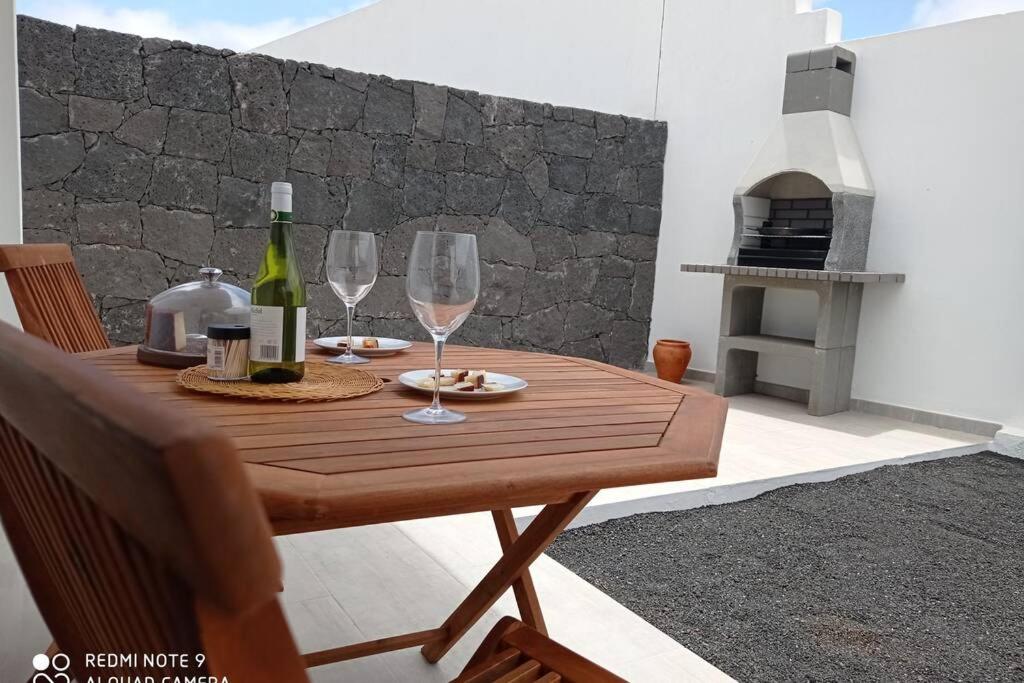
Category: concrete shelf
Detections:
[
  {"x1": 687, "y1": 269, "x2": 905, "y2": 416},
  {"x1": 681, "y1": 263, "x2": 905, "y2": 283},
  {"x1": 725, "y1": 334, "x2": 815, "y2": 359}
]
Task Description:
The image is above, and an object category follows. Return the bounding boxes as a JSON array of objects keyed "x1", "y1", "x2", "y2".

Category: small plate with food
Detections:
[
  {"x1": 398, "y1": 369, "x2": 527, "y2": 399},
  {"x1": 313, "y1": 336, "x2": 413, "y2": 357}
]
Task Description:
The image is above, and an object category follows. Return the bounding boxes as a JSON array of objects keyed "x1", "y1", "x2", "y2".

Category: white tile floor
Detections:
[
  {"x1": 535, "y1": 384, "x2": 989, "y2": 528},
  {"x1": 0, "y1": 388, "x2": 988, "y2": 682}
]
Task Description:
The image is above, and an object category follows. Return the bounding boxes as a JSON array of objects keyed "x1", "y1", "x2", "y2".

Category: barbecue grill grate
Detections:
[{"x1": 737, "y1": 197, "x2": 833, "y2": 270}]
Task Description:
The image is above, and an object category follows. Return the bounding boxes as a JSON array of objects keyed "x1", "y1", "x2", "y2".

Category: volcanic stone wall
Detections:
[{"x1": 16, "y1": 16, "x2": 667, "y2": 368}]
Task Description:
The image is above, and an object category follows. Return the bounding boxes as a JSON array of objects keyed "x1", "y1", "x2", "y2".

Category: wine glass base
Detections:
[
  {"x1": 403, "y1": 406, "x2": 466, "y2": 424},
  {"x1": 326, "y1": 354, "x2": 369, "y2": 365}
]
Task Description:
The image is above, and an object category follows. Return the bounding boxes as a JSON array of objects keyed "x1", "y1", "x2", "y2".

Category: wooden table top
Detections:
[{"x1": 80, "y1": 342, "x2": 727, "y2": 534}]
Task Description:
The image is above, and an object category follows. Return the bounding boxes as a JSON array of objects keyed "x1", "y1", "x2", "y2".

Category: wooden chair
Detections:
[
  {"x1": 0, "y1": 243, "x2": 110, "y2": 352},
  {"x1": 453, "y1": 617, "x2": 627, "y2": 683},
  {"x1": 0, "y1": 321, "x2": 307, "y2": 682}
]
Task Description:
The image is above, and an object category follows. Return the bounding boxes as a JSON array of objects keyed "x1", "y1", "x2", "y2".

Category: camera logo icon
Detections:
[{"x1": 32, "y1": 652, "x2": 71, "y2": 682}]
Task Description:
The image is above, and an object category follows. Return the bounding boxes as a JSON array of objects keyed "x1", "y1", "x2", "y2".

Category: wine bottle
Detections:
[{"x1": 249, "y1": 181, "x2": 306, "y2": 383}]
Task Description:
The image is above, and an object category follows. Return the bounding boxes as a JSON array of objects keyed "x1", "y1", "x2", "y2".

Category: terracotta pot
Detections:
[{"x1": 653, "y1": 339, "x2": 692, "y2": 383}]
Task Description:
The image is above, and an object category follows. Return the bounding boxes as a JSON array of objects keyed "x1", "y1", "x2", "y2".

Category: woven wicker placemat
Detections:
[{"x1": 176, "y1": 363, "x2": 384, "y2": 402}]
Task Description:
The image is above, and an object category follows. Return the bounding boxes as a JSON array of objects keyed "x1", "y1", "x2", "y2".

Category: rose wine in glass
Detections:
[
  {"x1": 404, "y1": 231, "x2": 480, "y2": 424},
  {"x1": 325, "y1": 230, "x2": 378, "y2": 365}
]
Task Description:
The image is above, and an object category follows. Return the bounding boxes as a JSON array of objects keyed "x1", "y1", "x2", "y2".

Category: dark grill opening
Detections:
[{"x1": 737, "y1": 197, "x2": 833, "y2": 269}]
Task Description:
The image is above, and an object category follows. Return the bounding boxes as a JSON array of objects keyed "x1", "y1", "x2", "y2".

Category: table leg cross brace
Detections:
[
  {"x1": 422, "y1": 491, "x2": 597, "y2": 662},
  {"x1": 301, "y1": 491, "x2": 597, "y2": 669},
  {"x1": 492, "y1": 509, "x2": 546, "y2": 634}
]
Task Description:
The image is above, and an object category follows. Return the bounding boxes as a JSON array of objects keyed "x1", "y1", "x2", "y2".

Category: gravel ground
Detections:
[{"x1": 548, "y1": 452, "x2": 1024, "y2": 682}]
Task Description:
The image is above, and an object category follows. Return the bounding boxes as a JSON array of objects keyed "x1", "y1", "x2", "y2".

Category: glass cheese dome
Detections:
[{"x1": 137, "y1": 267, "x2": 251, "y2": 368}]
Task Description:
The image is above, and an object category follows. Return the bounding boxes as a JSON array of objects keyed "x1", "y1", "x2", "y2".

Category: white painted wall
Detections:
[
  {"x1": 838, "y1": 14, "x2": 1024, "y2": 429},
  {"x1": 0, "y1": 0, "x2": 22, "y2": 327},
  {"x1": 265, "y1": 0, "x2": 1023, "y2": 428},
  {"x1": 259, "y1": 0, "x2": 665, "y2": 119}
]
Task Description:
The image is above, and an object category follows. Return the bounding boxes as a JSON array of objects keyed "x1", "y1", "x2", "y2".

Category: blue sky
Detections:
[
  {"x1": 15, "y1": 0, "x2": 376, "y2": 50},
  {"x1": 815, "y1": 0, "x2": 919, "y2": 38},
  {"x1": 816, "y1": 0, "x2": 1024, "y2": 37},
  {"x1": 16, "y1": 0, "x2": 1024, "y2": 50}
]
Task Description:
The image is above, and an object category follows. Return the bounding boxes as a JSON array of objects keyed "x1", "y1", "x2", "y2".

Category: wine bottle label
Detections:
[
  {"x1": 250, "y1": 305, "x2": 284, "y2": 362},
  {"x1": 294, "y1": 307, "x2": 306, "y2": 362},
  {"x1": 249, "y1": 305, "x2": 306, "y2": 363}
]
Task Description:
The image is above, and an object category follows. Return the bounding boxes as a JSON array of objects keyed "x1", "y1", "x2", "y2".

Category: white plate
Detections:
[
  {"x1": 398, "y1": 370, "x2": 528, "y2": 400},
  {"x1": 314, "y1": 336, "x2": 413, "y2": 357}
]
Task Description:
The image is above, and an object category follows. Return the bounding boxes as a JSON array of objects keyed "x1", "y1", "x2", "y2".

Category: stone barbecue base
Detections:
[{"x1": 682, "y1": 267, "x2": 905, "y2": 416}]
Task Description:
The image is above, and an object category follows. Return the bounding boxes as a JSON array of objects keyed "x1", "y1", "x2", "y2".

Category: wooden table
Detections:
[{"x1": 80, "y1": 342, "x2": 727, "y2": 666}]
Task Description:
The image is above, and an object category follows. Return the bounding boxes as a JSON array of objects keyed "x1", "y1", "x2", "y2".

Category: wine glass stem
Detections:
[
  {"x1": 345, "y1": 303, "x2": 355, "y2": 359},
  {"x1": 431, "y1": 334, "x2": 446, "y2": 412}
]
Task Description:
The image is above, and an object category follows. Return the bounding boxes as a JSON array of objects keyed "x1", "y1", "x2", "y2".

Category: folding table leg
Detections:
[
  {"x1": 491, "y1": 509, "x2": 546, "y2": 634},
  {"x1": 422, "y1": 491, "x2": 597, "y2": 663}
]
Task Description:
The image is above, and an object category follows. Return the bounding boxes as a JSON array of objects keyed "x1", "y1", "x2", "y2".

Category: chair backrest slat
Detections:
[
  {"x1": 0, "y1": 243, "x2": 110, "y2": 352},
  {"x1": 0, "y1": 322, "x2": 307, "y2": 681}
]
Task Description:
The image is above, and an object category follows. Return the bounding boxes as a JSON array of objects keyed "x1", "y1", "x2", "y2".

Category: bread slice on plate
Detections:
[{"x1": 417, "y1": 375, "x2": 456, "y2": 388}]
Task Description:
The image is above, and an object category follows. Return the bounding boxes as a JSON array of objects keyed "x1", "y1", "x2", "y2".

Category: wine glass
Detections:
[
  {"x1": 325, "y1": 230, "x2": 378, "y2": 365},
  {"x1": 404, "y1": 231, "x2": 480, "y2": 424}
]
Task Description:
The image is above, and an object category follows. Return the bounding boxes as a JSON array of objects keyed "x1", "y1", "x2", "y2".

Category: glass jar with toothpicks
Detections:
[{"x1": 206, "y1": 324, "x2": 251, "y2": 381}]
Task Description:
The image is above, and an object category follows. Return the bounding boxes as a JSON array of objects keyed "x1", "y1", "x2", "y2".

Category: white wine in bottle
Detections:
[{"x1": 249, "y1": 182, "x2": 306, "y2": 383}]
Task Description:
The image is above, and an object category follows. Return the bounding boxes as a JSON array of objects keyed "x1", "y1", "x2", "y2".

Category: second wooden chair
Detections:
[{"x1": 0, "y1": 243, "x2": 109, "y2": 352}]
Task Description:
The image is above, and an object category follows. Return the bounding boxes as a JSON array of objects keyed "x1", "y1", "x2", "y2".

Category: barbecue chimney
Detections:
[{"x1": 729, "y1": 46, "x2": 874, "y2": 271}]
